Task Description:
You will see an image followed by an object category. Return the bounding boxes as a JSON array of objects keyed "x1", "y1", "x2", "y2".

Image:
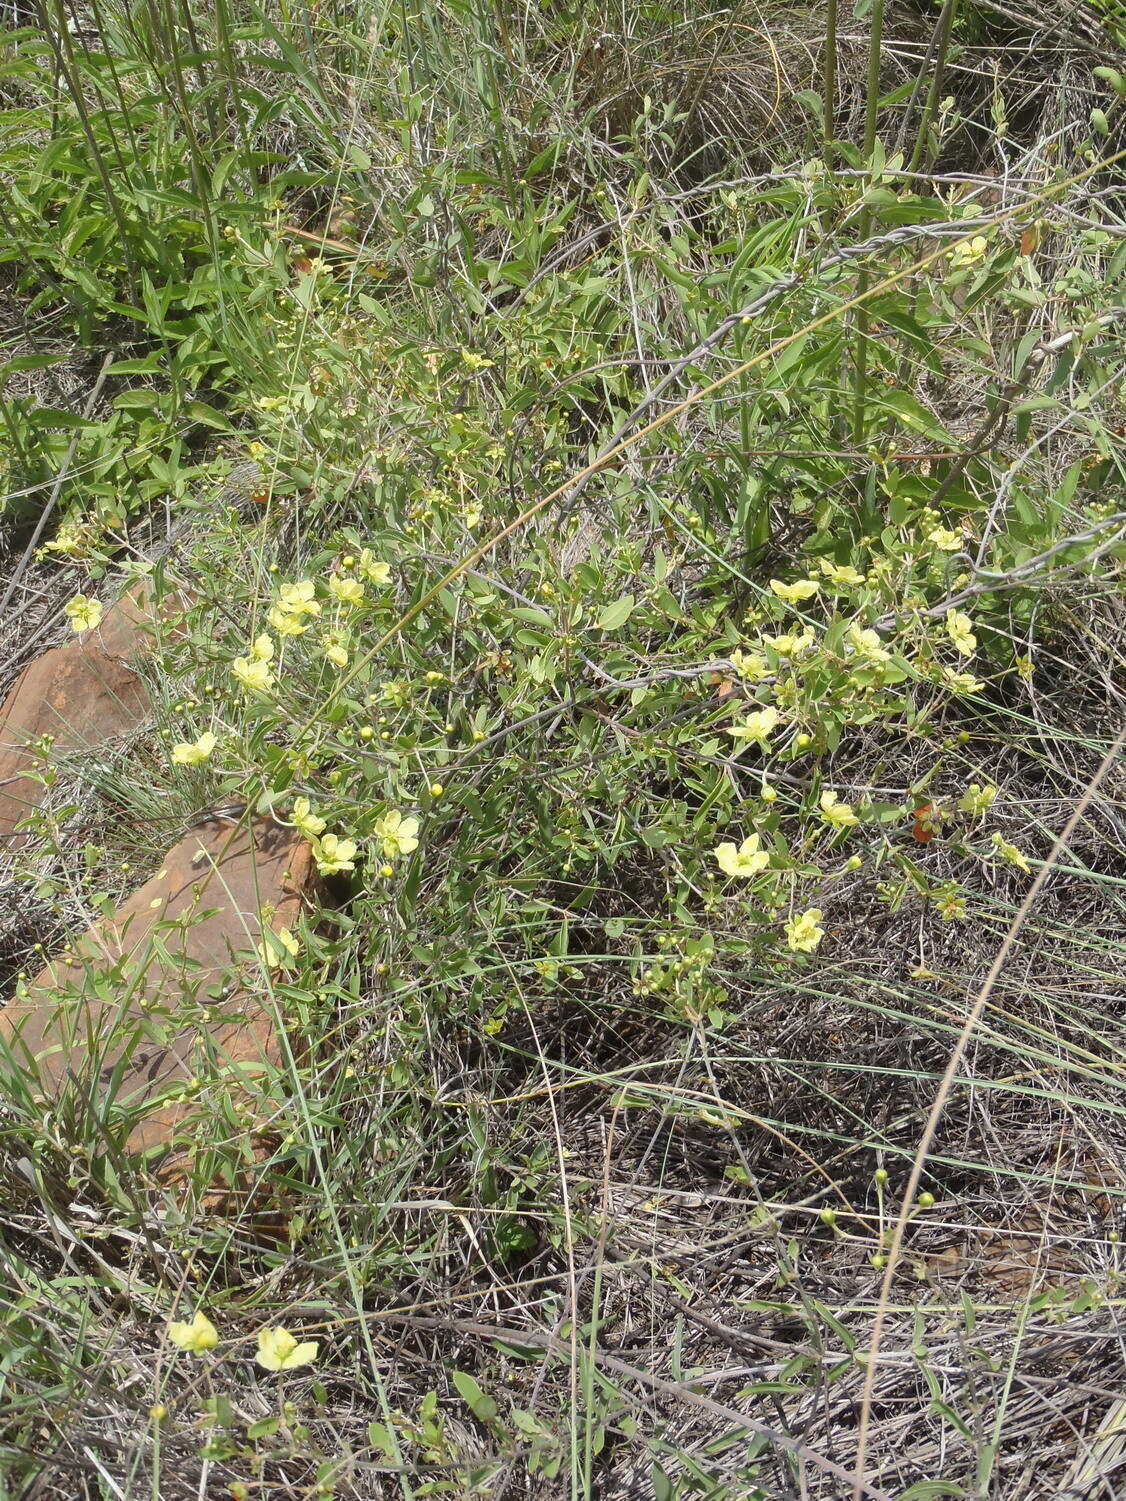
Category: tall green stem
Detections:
[
  {"x1": 850, "y1": 0, "x2": 886, "y2": 447},
  {"x1": 909, "y1": 0, "x2": 958, "y2": 173},
  {"x1": 822, "y1": 0, "x2": 838, "y2": 157}
]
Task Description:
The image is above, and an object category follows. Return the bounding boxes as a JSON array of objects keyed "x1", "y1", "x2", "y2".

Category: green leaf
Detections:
[
  {"x1": 366, "y1": 1422, "x2": 398, "y2": 1459},
  {"x1": 114, "y1": 389, "x2": 161, "y2": 411},
  {"x1": 452, "y1": 1370, "x2": 498, "y2": 1423},
  {"x1": 596, "y1": 594, "x2": 636, "y2": 631},
  {"x1": 185, "y1": 400, "x2": 233, "y2": 431},
  {"x1": 24, "y1": 407, "x2": 93, "y2": 429}
]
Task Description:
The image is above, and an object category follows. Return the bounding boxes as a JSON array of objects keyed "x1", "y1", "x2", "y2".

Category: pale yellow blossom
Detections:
[
  {"x1": 356, "y1": 550, "x2": 392, "y2": 585},
  {"x1": 257, "y1": 926, "x2": 300, "y2": 970},
  {"x1": 321, "y1": 630, "x2": 350, "y2": 667},
  {"x1": 268, "y1": 605, "x2": 308, "y2": 637},
  {"x1": 992, "y1": 832, "x2": 1030, "y2": 873},
  {"x1": 255, "y1": 1327, "x2": 318, "y2": 1372},
  {"x1": 64, "y1": 595, "x2": 103, "y2": 634},
  {"x1": 168, "y1": 1310, "x2": 219, "y2": 1353},
  {"x1": 785, "y1": 909, "x2": 824, "y2": 953},
  {"x1": 928, "y1": 526, "x2": 962, "y2": 551},
  {"x1": 763, "y1": 626, "x2": 815, "y2": 656},
  {"x1": 847, "y1": 622, "x2": 891, "y2": 662},
  {"x1": 290, "y1": 796, "x2": 326, "y2": 839},
  {"x1": 374, "y1": 809, "x2": 420, "y2": 857},
  {"x1": 950, "y1": 234, "x2": 988, "y2": 269},
  {"x1": 819, "y1": 790, "x2": 859, "y2": 829},
  {"x1": 171, "y1": 731, "x2": 217, "y2": 767},
  {"x1": 945, "y1": 609, "x2": 976, "y2": 656},
  {"x1": 276, "y1": 580, "x2": 321, "y2": 619},
  {"x1": 819, "y1": 560, "x2": 866, "y2": 586},
  {"x1": 727, "y1": 706, "x2": 780, "y2": 747},
  {"x1": 769, "y1": 578, "x2": 820, "y2": 605},
  {"x1": 232, "y1": 656, "x2": 274, "y2": 693},
  {"x1": 714, "y1": 833, "x2": 770, "y2": 878},
  {"x1": 312, "y1": 834, "x2": 358, "y2": 875},
  {"x1": 729, "y1": 648, "x2": 770, "y2": 681},
  {"x1": 328, "y1": 575, "x2": 365, "y2": 607}
]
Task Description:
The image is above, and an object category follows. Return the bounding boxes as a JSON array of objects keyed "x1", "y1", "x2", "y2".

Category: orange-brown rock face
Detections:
[
  {"x1": 0, "y1": 817, "x2": 314, "y2": 1156},
  {"x1": 0, "y1": 579, "x2": 185, "y2": 850}
]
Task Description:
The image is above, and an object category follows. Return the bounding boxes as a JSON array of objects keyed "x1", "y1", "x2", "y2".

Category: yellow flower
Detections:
[
  {"x1": 171, "y1": 731, "x2": 217, "y2": 766},
  {"x1": 168, "y1": 1310, "x2": 219, "y2": 1353},
  {"x1": 959, "y1": 783, "x2": 998, "y2": 816},
  {"x1": 949, "y1": 234, "x2": 988, "y2": 269},
  {"x1": 268, "y1": 605, "x2": 308, "y2": 637},
  {"x1": 276, "y1": 580, "x2": 321, "y2": 619},
  {"x1": 255, "y1": 1326, "x2": 318, "y2": 1373},
  {"x1": 945, "y1": 609, "x2": 976, "y2": 657},
  {"x1": 785, "y1": 908, "x2": 824, "y2": 953},
  {"x1": 232, "y1": 656, "x2": 274, "y2": 693},
  {"x1": 312, "y1": 834, "x2": 358, "y2": 875},
  {"x1": 257, "y1": 926, "x2": 300, "y2": 971},
  {"x1": 321, "y1": 630, "x2": 350, "y2": 667},
  {"x1": 714, "y1": 833, "x2": 770, "y2": 878},
  {"x1": 763, "y1": 627, "x2": 815, "y2": 656},
  {"x1": 819, "y1": 790, "x2": 858, "y2": 829},
  {"x1": 928, "y1": 526, "x2": 962, "y2": 551},
  {"x1": 846, "y1": 622, "x2": 891, "y2": 663},
  {"x1": 991, "y1": 832, "x2": 1030, "y2": 873},
  {"x1": 290, "y1": 796, "x2": 326, "y2": 839},
  {"x1": 729, "y1": 648, "x2": 770, "y2": 681},
  {"x1": 374, "y1": 809, "x2": 420, "y2": 857},
  {"x1": 760, "y1": 779, "x2": 778, "y2": 803},
  {"x1": 328, "y1": 575, "x2": 365, "y2": 607},
  {"x1": 819, "y1": 560, "x2": 866, "y2": 586},
  {"x1": 64, "y1": 595, "x2": 103, "y2": 634},
  {"x1": 464, "y1": 507, "x2": 482, "y2": 529},
  {"x1": 727, "y1": 706, "x2": 780, "y2": 746},
  {"x1": 943, "y1": 668, "x2": 983, "y2": 694},
  {"x1": 769, "y1": 578, "x2": 820, "y2": 605},
  {"x1": 356, "y1": 550, "x2": 392, "y2": 585},
  {"x1": 250, "y1": 633, "x2": 275, "y2": 662}
]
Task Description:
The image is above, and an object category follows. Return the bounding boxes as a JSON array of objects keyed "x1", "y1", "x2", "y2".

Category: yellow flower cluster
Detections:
[
  {"x1": 269, "y1": 579, "x2": 320, "y2": 637},
  {"x1": 167, "y1": 1312, "x2": 319, "y2": 1372}
]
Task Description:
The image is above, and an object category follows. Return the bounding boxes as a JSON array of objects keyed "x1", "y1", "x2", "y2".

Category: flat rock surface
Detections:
[
  {"x1": 0, "y1": 579, "x2": 184, "y2": 850},
  {"x1": 0, "y1": 817, "x2": 314, "y2": 1154}
]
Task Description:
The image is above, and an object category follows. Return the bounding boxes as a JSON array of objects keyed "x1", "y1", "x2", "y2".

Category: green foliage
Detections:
[{"x1": 2, "y1": 0, "x2": 1126, "y2": 1496}]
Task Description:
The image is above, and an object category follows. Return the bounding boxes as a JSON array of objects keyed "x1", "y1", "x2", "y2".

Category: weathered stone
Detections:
[
  {"x1": 0, "y1": 817, "x2": 314, "y2": 1155},
  {"x1": 0, "y1": 580, "x2": 185, "y2": 850},
  {"x1": 0, "y1": 645, "x2": 149, "y2": 846}
]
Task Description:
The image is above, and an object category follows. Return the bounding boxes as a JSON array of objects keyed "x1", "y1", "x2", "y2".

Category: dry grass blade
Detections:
[{"x1": 851, "y1": 720, "x2": 1126, "y2": 1499}]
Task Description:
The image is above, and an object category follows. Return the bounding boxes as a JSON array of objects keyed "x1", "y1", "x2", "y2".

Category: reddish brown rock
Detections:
[
  {"x1": 0, "y1": 817, "x2": 315, "y2": 1156},
  {"x1": 0, "y1": 580, "x2": 186, "y2": 850}
]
